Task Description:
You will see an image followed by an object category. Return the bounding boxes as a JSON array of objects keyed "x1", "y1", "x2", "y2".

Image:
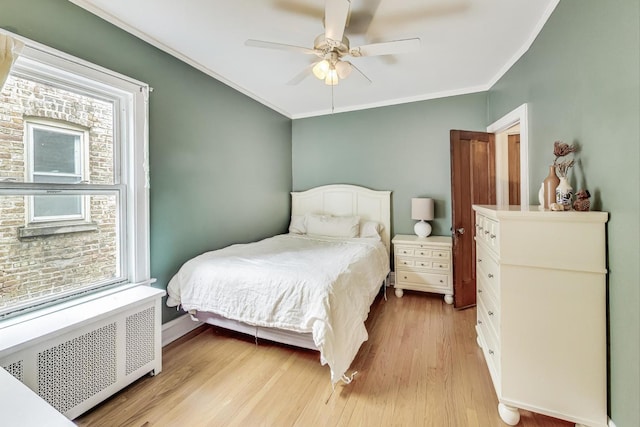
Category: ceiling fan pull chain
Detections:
[{"x1": 331, "y1": 82, "x2": 335, "y2": 113}]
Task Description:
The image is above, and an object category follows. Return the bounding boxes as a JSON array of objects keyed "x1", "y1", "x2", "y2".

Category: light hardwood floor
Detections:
[{"x1": 76, "y1": 291, "x2": 572, "y2": 427}]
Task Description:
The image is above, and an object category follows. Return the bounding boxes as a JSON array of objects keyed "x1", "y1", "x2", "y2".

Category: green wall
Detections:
[
  {"x1": 1, "y1": 0, "x2": 293, "y2": 324},
  {"x1": 487, "y1": 1, "x2": 640, "y2": 425},
  {"x1": 4, "y1": 0, "x2": 638, "y2": 424},
  {"x1": 292, "y1": 93, "x2": 487, "y2": 237}
]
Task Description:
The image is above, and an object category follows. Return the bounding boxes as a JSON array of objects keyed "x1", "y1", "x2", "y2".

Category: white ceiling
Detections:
[{"x1": 69, "y1": 0, "x2": 558, "y2": 119}]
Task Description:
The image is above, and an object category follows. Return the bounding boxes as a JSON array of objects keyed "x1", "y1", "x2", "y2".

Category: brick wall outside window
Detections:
[{"x1": 0, "y1": 75, "x2": 118, "y2": 309}]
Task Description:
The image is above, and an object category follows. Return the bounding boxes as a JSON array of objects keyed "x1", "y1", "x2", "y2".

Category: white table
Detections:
[{"x1": 0, "y1": 367, "x2": 75, "y2": 426}]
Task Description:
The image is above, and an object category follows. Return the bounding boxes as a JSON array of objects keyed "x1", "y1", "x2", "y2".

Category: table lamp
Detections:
[{"x1": 411, "y1": 198, "x2": 434, "y2": 238}]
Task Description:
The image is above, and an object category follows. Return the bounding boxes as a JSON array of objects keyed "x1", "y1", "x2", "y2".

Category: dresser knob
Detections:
[
  {"x1": 488, "y1": 273, "x2": 494, "y2": 278},
  {"x1": 404, "y1": 276, "x2": 408, "y2": 280},
  {"x1": 439, "y1": 280, "x2": 443, "y2": 283},
  {"x1": 484, "y1": 230, "x2": 489, "y2": 235},
  {"x1": 478, "y1": 258, "x2": 482, "y2": 263},
  {"x1": 490, "y1": 234, "x2": 496, "y2": 239},
  {"x1": 488, "y1": 311, "x2": 494, "y2": 316},
  {"x1": 478, "y1": 289, "x2": 483, "y2": 293},
  {"x1": 478, "y1": 320, "x2": 483, "y2": 324},
  {"x1": 489, "y1": 349, "x2": 495, "y2": 355}
]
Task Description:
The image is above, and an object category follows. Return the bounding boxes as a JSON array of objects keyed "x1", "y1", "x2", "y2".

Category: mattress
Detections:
[{"x1": 166, "y1": 233, "x2": 390, "y2": 384}]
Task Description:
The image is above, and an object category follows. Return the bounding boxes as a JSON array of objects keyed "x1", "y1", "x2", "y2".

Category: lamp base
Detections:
[{"x1": 414, "y1": 220, "x2": 432, "y2": 238}]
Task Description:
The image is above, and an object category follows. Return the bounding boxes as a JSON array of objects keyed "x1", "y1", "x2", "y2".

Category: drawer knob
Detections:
[
  {"x1": 478, "y1": 320, "x2": 483, "y2": 324},
  {"x1": 478, "y1": 289, "x2": 483, "y2": 293},
  {"x1": 404, "y1": 276, "x2": 408, "y2": 280},
  {"x1": 488, "y1": 273, "x2": 494, "y2": 278},
  {"x1": 488, "y1": 311, "x2": 494, "y2": 316},
  {"x1": 484, "y1": 230, "x2": 489, "y2": 235},
  {"x1": 439, "y1": 279, "x2": 443, "y2": 283},
  {"x1": 490, "y1": 234, "x2": 496, "y2": 239},
  {"x1": 489, "y1": 349, "x2": 495, "y2": 355},
  {"x1": 478, "y1": 258, "x2": 482, "y2": 263},
  {"x1": 479, "y1": 226, "x2": 484, "y2": 231}
]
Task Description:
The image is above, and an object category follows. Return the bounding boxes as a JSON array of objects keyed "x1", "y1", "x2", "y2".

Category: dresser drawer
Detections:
[
  {"x1": 477, "y1": 291, "x2": 500, "y2": 340},
  {"x1": 476, "y1": 245, "x2": 500, "y2": 297},
  {"x1": 477, "y1": 311, "x2": 501, "y2": 385},
  {"x1": 475, "y1": 213, "x2": 500, "y2": 253},
  {"x1": 396, "y1": 271, "x2": 449, "y2": 290}
]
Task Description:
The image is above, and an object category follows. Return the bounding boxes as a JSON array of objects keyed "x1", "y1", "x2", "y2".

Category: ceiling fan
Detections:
[{"x1": 245, "y1": 0, "x2": 421, "y2": 86}]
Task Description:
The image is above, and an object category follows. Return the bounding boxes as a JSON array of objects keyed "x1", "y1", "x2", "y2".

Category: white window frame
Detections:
[
  {"x1": 25, "y1": 120, "x2": 90, "y2": 224},
  {"x1": 0, "y1": 30, "x2": 151, "y2": 318}
]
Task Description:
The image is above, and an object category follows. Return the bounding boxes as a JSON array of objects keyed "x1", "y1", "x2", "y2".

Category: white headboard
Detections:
[{"x1": 291, "y1": 184, "x2": 392, "y2": 253}]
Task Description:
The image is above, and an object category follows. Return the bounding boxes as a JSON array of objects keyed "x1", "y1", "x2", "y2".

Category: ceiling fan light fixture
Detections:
[
  {"x1": 324, "y1": 68, "x2": 339, "y2": 85},
  {"x1": 312, "y1": 59, "x2": 330, "y2": 79},
  {"x1": 335, "y1": 61, "x2": 352, "y2": 79}
]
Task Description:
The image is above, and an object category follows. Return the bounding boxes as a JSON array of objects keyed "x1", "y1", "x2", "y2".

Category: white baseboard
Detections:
[
  {"x1": 608, "y1": 418, "x2": 616, "y2": 427},
  {"x1": 162, "y1": 314, "x2": 203, "y2": 347}
]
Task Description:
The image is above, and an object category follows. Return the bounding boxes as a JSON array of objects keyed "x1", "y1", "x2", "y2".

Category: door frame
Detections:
[{"x1": 486, "y1": 103, "x2": 529, "y2": 207}]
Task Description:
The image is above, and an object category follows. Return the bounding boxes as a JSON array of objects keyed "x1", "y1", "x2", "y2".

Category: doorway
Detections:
[{"x1": 450, "y1": 104, "x2": 529, "y2": 308}]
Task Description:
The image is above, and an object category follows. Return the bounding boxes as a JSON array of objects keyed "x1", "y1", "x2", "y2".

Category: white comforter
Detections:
[{"x1": 166, "y1": 233, "x2": 390, "y2": 384}]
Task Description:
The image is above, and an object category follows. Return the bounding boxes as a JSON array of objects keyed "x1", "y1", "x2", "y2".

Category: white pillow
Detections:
[
  {"x1": 288, "y1": 215, "x2": 306, "y2": 234},
  {"x1": 305, "y1": 213, "x2": 360, "y2": 238},
  {"x1": 360, "y1": 220, "x2": 384, "y2": 239}
]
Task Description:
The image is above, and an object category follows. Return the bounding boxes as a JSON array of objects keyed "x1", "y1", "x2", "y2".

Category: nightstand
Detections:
[{"x1": 392, "y1": 234, "x2": 453, "y2": 304}]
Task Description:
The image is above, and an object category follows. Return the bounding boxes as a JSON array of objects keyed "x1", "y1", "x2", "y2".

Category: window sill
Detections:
[{"x1": 18, "y1": 221, "x2": 98, "y2": 239}]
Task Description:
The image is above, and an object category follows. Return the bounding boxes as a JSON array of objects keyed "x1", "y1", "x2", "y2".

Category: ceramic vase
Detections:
[
  {"x1": 555, "y1": 176, "x2": 573, "y2": 210},
  {"x1": 537, "y1": 182, "x2": 545, "y2": 209},
  {"x1": 543, "y1": 165, "x2": 560, "y2": 209}
]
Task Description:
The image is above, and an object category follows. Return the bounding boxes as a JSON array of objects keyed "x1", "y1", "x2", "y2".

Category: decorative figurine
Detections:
[{"x1": 573, "y1": 189, "x2": 591, "y2": 211}]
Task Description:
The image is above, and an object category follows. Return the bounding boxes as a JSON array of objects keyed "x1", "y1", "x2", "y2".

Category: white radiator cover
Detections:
[{"x1": 0, "y1": 285, "x2": 164, "y2": 420}]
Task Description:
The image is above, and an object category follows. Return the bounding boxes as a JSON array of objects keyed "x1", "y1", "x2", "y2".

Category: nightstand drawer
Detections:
[
  {"x1": 396, "y1": 271, "x2": 449, "y2": 290},
  {"x1": 431, "y1": 250, "x2": 450, "y2": 260},
  {"x1": 430, "y1": 260, "x2": 450, "y2": 271},
  {"x1": 396, "y1": 247, "x2": 415, "y2": 257},
  {"x1": 396, "y1": 257, "x2": 431, "y2": 269}
]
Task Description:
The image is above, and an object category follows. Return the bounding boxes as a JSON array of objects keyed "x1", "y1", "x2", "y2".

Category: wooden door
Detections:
[
  {"x1": 508, "y1": 134, "x2": 521, "y2": 205},
  {"x1": 450, "y1": 130, "x2": 496, "y2": 308}
]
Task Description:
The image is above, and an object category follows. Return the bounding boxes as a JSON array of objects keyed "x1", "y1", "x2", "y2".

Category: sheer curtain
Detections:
[{"x1": 0, "y1": 34, "x2": 24, "y2": 91}]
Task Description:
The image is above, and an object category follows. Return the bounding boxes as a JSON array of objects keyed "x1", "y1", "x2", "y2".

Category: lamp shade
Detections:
[{"x1": 411, "y1": 198, "x2": 434, "y2": 221}]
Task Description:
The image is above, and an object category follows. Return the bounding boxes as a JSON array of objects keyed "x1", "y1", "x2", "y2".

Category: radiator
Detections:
[{"x1": 0, "y1": 285, "x2": 164, "y2": 420}]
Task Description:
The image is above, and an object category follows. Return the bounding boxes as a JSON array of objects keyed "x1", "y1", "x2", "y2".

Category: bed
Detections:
[{"x1": 166, "y1": 184, "x2": 391, "y2": 384}]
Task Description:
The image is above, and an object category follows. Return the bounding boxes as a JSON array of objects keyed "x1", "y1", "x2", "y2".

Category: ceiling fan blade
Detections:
[
  {"x1": 324, "y1": 0, "x2": 350, "y2": 43},
  {"x1": 350, "y1": 38, "x2": 421, "y2": 57},
  {"x1": 348, "y1": 62, "x2": 372, "y2": 84},
  {"x1": 273, "y1": 0, "x2": 324, "y2": 19},
  {"x1": 245, "y1": 39, "x2": 319, "y2": 55},
  {"x1": 286, "y1": 62, "x2": 316, "y2": 85}
]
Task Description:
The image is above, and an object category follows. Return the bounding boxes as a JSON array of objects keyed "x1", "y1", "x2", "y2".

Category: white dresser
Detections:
[
  {"x1": 472, "y1": 205, "x2": 608, "y2": 427},
  {"x1": 391, "y1": 235, "x2": 453, "y2": 304}
]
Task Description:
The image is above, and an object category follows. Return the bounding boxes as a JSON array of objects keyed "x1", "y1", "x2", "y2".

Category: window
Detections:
[
  {"x1": 0, "y1": 32, "x2": 150, "y2": 318},
  {"x1": 26, "y1": 121, "x2": 89, "y2": 223}
]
